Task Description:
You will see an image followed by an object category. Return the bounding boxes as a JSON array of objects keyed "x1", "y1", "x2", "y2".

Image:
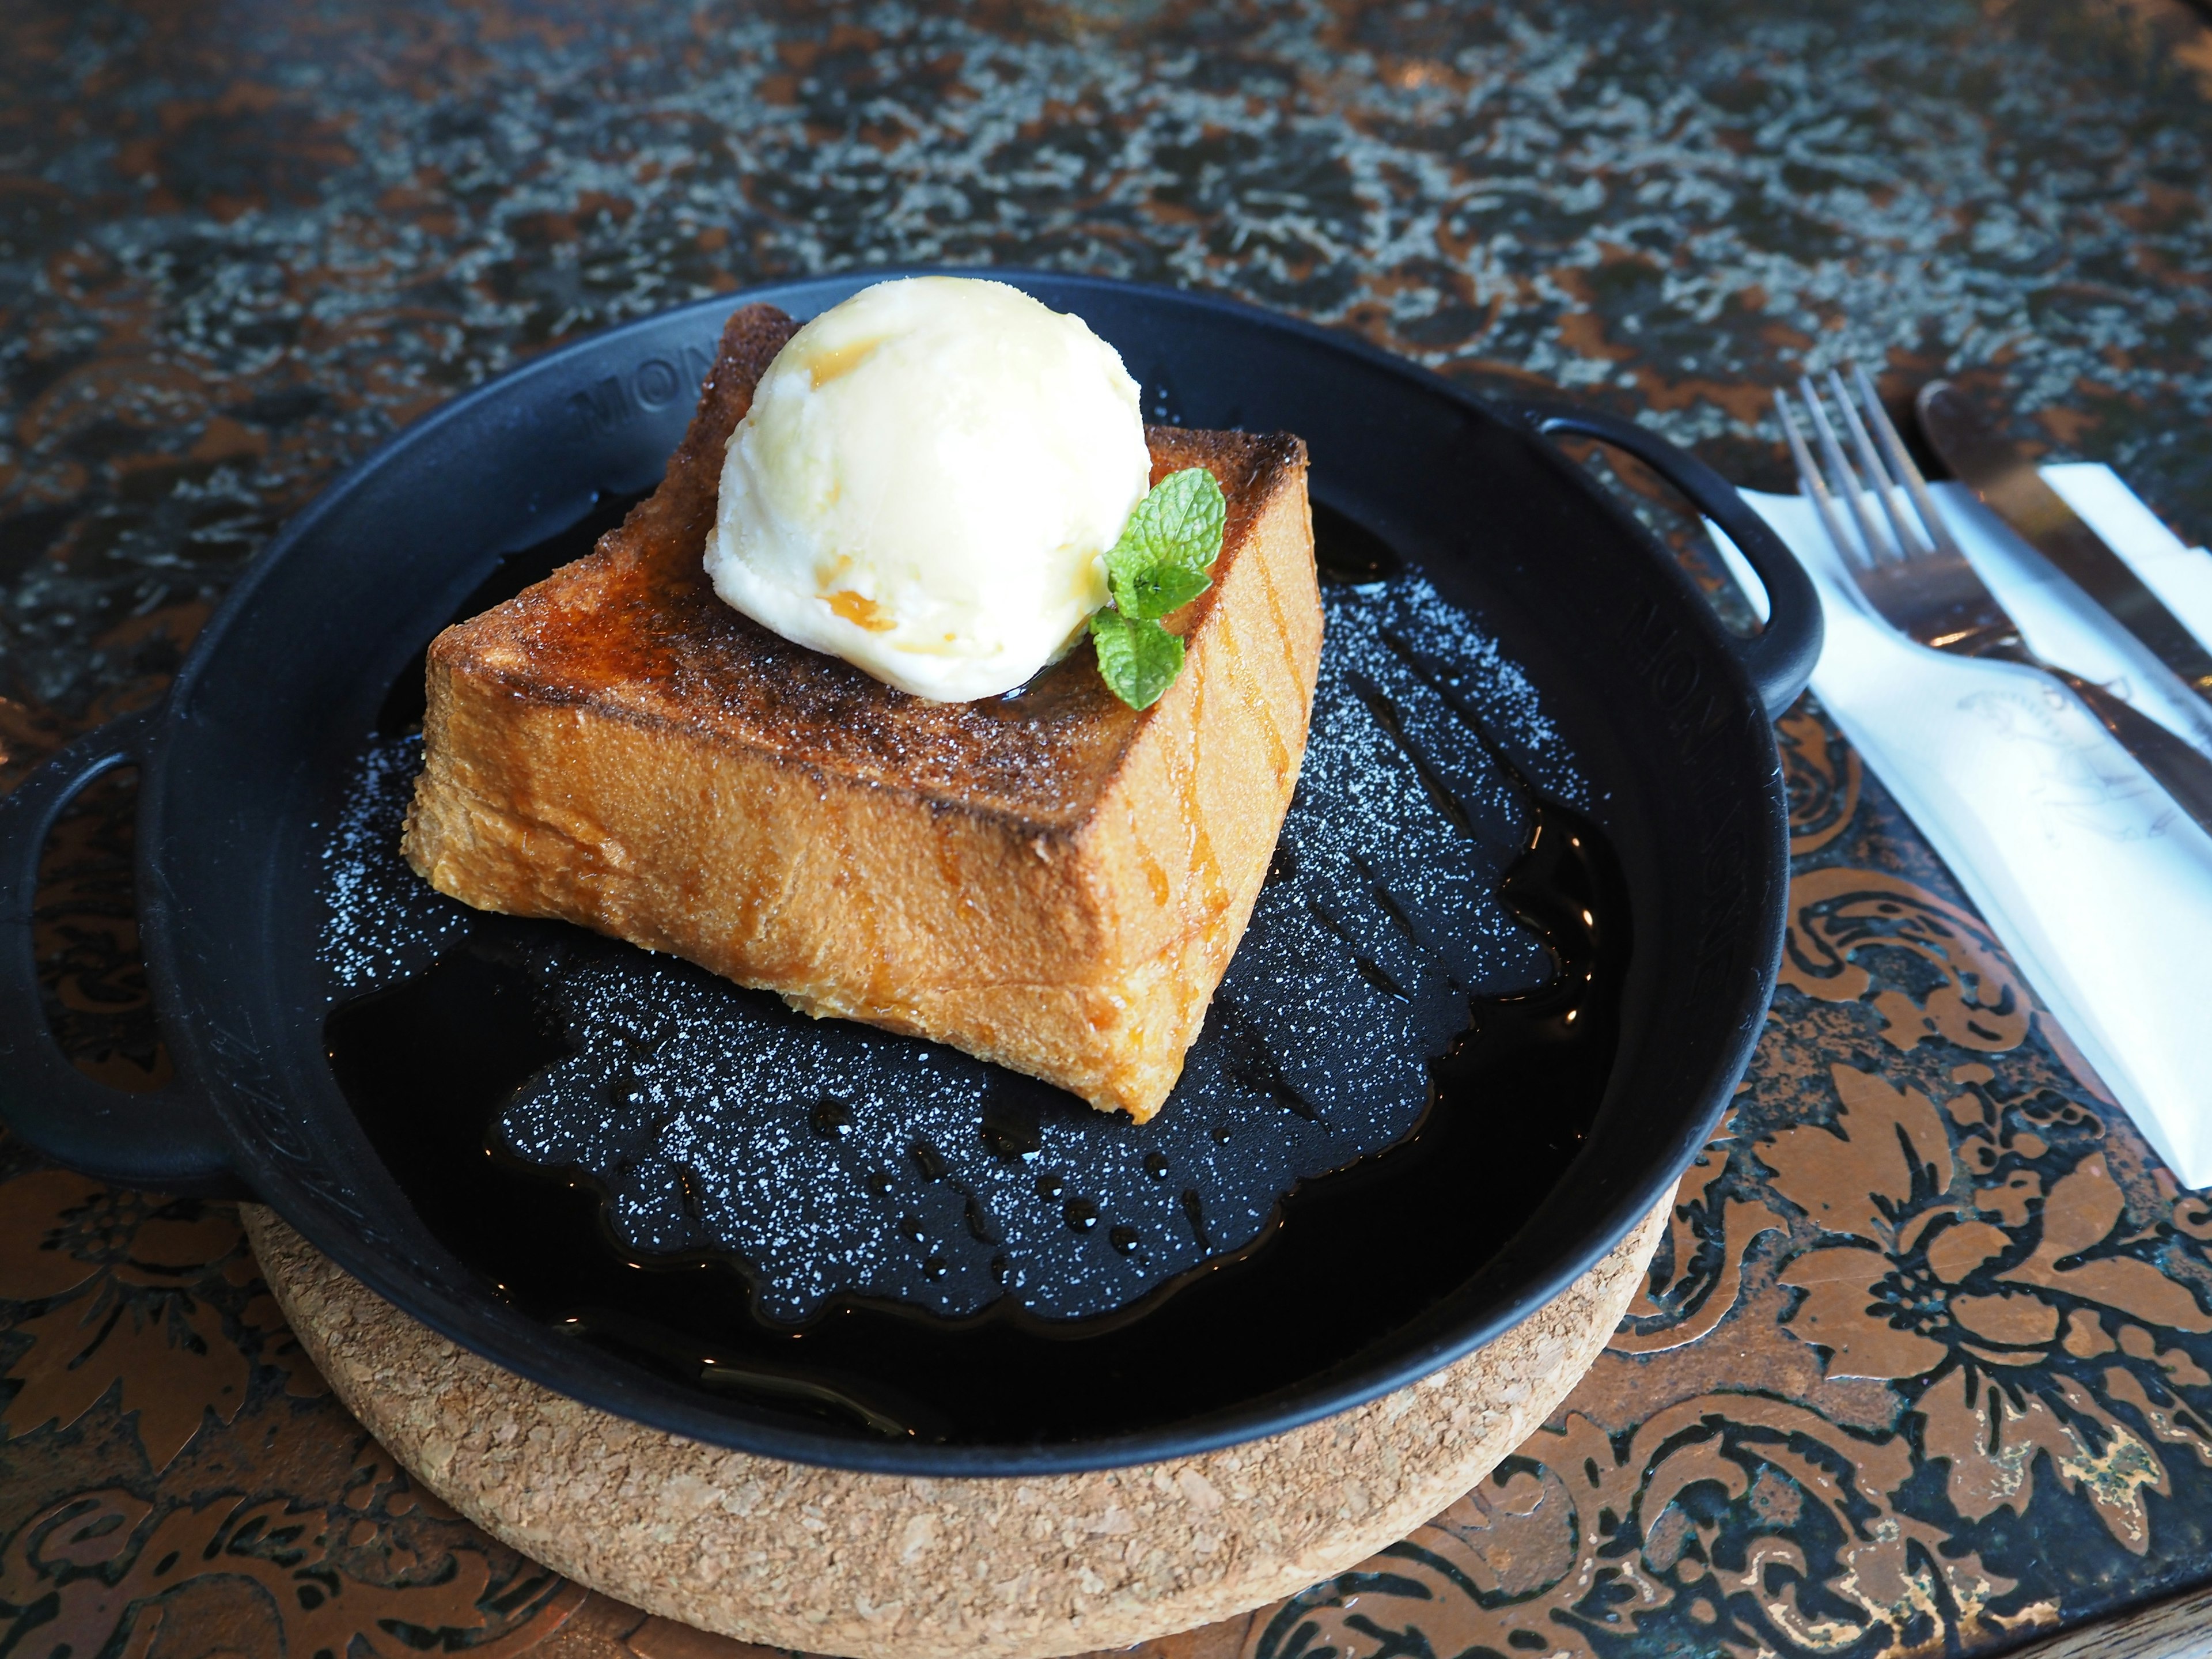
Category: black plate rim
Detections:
[{"x1": 134, "y1": 267, "x2": 1787, "y2": 1475}]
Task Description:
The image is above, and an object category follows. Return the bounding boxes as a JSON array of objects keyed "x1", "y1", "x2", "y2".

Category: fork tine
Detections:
[
  {"x1": 1798, "y1": 374, "x2": 1893, "y2": 563},
  {"x1": 1830, "y1": 368, "x2": 1926, "y2": 559},
  {"x1": 1776, "y1": 389, "x2": 1869, "y2": 570},
  {"x1": 1850, "y1": 362, "x2": 1964, "y2": 560}
]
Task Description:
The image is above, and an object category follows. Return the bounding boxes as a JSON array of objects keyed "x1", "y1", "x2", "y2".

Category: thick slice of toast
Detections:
[{"x1": 403, "y1": 304, "x2": 1322, "y2": 1119}]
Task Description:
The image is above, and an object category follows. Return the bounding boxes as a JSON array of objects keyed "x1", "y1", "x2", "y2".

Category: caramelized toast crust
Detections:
[{"x1": 403, "y1": 304, "x2": 1323, "y2": 1119}]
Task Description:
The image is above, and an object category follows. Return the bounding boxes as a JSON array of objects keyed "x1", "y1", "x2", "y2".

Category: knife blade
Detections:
[{"x1": 1916, "y1": 381, "x2": 2212, "y2": 709}]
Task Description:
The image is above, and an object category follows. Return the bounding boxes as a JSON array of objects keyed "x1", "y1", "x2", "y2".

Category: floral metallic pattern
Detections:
[
  {"x1": 1217, "y1": 714, "x2": 2212, "y2": 1659},
  {"x1": 0, "y1": 1151, "x2": 584, "y2": 1657},
  {"x1": 6, "y1": 0, "x2": 2212, "y2": 786},
  {"x1": 10, "y1": 696, "x2": 2211, "y2": 1659},
  {"x1": 5, "y1": 0, "x2": 2212, "y2": 1654}
]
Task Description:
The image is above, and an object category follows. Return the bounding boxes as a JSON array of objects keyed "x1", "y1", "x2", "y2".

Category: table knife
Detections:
[{"x1": 1916, "y1": 381, "x2": 2212, "y2": 710}]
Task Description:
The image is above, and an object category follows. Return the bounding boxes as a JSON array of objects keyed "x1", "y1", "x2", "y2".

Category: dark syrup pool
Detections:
[{"x1": 324, "y1": 498, "x2": 1628, "y2": 1448}]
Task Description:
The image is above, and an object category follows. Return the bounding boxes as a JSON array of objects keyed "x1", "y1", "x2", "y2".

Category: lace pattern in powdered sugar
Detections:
[
  {"x1": 317, "y1": 734, "x2": 467, "y2": 994},
  {"x1": 319, "y1": 569, "x2": 1588, "y2": 1323}
]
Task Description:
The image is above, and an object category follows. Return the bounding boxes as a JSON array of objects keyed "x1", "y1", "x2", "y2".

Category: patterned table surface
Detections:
[{"x1": 6, "y1": 2, "x2": 2212, "y2": 1656}]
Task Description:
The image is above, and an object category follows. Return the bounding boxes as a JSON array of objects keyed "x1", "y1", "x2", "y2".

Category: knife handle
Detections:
[{"x1": 2054, "y1": 669, "x2": 2212, "y2": 840}]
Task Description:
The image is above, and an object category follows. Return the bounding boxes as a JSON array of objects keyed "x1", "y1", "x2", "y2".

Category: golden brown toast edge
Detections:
[{"x1": 403, "y1": 304, "x2": 1322, "y2": 1118}]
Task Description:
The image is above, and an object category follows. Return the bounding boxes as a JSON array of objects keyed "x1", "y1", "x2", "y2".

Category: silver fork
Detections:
[{"x1": 1778, "y1": 365, "x2": 2212, "y2": 838}]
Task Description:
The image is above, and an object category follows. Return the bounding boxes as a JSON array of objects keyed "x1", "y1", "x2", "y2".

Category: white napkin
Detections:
[{"x1": 1708, "y1": 467, "x2": 2212, "y2": 1188}]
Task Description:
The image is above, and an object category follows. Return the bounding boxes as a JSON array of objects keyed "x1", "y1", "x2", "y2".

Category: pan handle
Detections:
[
  {"x1": 0, "y1": 706, "x2": 241, "y2": 1195},
  {"x1": 1513, "y1": 403, "x2": 1823, "y2": 719}
]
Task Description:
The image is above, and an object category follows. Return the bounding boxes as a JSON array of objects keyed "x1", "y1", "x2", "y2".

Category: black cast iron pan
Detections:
[{"x1": 0, "y1": 270, "x2": 1818, "y2": 1474}]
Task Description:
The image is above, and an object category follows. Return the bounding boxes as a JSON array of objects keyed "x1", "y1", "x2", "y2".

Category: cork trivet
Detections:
[{"x1": 245, "y1": 1196, "x2": 1666, "y2": 1659}]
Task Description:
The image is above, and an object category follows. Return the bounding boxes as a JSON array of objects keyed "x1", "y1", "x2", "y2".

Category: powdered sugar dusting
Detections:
[
  {"x1": 319, "y1": 568, "x2": 1588, "y2": 1323},
  {"x1": 317, "y1": 734, "x2": 468, "y2": 993}
]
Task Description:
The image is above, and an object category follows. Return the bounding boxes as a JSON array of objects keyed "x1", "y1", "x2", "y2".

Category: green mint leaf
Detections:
[
  {"x1": 1103, "y1": 467, "x2": 1226, "y2": 623},
  {"x1": 1089, "y1": 609, "x2": 1185, "y2": 710}
]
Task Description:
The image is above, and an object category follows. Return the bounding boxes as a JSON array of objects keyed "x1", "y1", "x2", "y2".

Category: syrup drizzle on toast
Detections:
[{"x1": 319, "y1": 497, "x2": 1627, "y2": 1445}]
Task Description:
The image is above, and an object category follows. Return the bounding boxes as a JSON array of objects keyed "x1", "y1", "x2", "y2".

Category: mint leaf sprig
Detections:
[{"x1": 1089, "y1": 467, "x2": 1226, "y2": 710}]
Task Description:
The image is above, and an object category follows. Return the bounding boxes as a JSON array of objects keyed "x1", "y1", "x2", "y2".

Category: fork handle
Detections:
[{"x1": 2050, "y1": 668, "x2": 2212, "y2": 839}]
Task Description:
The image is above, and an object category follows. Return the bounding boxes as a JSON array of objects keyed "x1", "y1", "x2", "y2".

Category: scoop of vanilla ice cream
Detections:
[{"x1": 702, "y1": 276, "x2": 1154, "y2": 702}]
